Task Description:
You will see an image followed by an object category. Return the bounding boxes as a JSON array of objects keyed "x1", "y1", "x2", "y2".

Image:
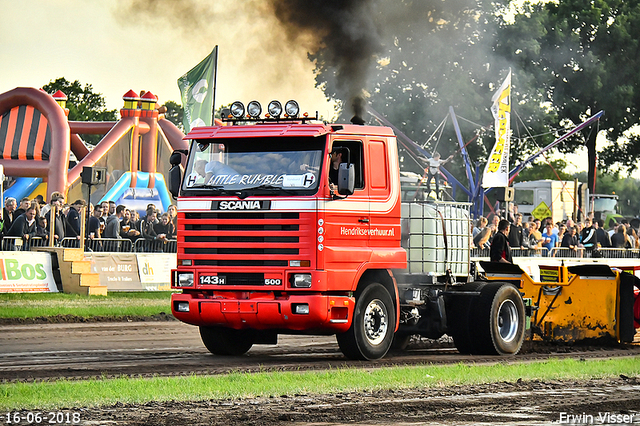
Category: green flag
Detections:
[{"x1": 178, "y1": 46, "x2": 218, "y2": 133}]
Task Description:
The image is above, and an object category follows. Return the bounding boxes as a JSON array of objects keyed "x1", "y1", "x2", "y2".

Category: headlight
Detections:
[
  {"x1": 268, "y1": 100, "x2": 282, "y2": 117},
  {"x1": 176, "y1": 302, "x2": 190, "y2": 312},
  {"x1": 285, "y1": 100, "x2": 299, "y2": 117},
  {"x1": 177, "y1": 272, "x2": 194, "y2": 287},
  {"x1": 291, "y1": 273, "x2": 312, "y2": 288},
  {"x1": 247, "y1": 100, "x2": 262, "y2": 118},
  {"x1": 293, "y1": 303, "x2": 309, "y2": 315},
  {"x1": 230, "y1": 101, "x2": 245, "y2": 118}
]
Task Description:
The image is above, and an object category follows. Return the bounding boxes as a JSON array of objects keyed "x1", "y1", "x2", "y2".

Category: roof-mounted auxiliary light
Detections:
[
  {"x1": 230, "y1": 101, "x2": 245, "y2": 118},
  {"x1": 268, "y1": 100, "x2": 283, "y2": 118},
  {"x1": 247, "y1": 100, "x2": 262, "y2": 118},
  {"x1": 285, "y1": 100, "x2": 299, "y2": 118},
  {"x1": 222, "y1": 99, "x2": 316, "y2": 123}
]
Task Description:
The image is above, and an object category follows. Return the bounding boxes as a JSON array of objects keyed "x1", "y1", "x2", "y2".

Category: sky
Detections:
[
  {"x1": 0, "y1": 0, "x2": 613, "y2": 179},
  {"x1": 0, "y1": 0, "x2": 335, "y2": 118}
]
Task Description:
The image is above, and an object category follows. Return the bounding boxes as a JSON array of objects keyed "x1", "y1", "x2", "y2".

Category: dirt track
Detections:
[
  {"x1": 82, "y1": 377, "x2": 640, "y2": 425},
  {"x1": 1, "y1": 321, "x2": 639, "y2": 425}
]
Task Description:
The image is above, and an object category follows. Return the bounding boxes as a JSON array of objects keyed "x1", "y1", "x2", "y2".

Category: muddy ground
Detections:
[
  {"x1": 53, "y1": 377, "x2": 639, "y2": 425},
  {"x1": 2, "y1": 319, "x2": 640, "y2": 425}
]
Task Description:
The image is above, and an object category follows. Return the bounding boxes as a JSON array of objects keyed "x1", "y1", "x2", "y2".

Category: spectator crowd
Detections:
[
  {"x1": 471, "y1": 204, "x2": 640, "y2": 257},
  {"x1": 1, "y1": 192, "x2": 178, "y2": 251}
]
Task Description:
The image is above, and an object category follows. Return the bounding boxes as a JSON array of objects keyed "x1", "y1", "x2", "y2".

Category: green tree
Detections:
[
  {"x1": 162, "y1": 100, "x2": 184, "y2": 132},
  {"x1": 309, "y1": 0, "x2": 552, "y2": 191},
  {"x1": 495, "y1": 0, "x2": 640, "y2": 192},
  {"x1": 42, "y1": 78, "x2": 117, "y2": 145},
  {"x1": 512, "y1": 159, "x2": 572, "y2": 182}
]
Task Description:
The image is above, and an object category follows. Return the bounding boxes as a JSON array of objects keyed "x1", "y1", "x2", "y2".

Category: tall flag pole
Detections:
[
  {"x1": 482, "y1": 69, "x2": 511, "y2": 188},
  {"x1": 178, "y1": 46, "x2": 218, "y2": 133}
]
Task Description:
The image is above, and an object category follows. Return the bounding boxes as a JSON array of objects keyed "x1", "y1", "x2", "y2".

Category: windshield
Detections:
[
  {"x1": 594, "y1": 197, "x2": 617, "y2": 212},
  {"x1": 181, "y1": 136, "x2": 324, "y2": 196}
]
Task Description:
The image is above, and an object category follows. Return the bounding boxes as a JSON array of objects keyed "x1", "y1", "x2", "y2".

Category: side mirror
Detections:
[
  {"x1": 170, "y1": 150, "x2": 187, "y2": 166},
  {"x1": 168, "y1": 165, "x2": 182, "y2": 198},
  {"x1": 337, "y1": 163, "x2": 355, "y2": 196}
]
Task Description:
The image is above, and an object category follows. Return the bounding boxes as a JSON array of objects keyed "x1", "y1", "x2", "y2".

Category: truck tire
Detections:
[
  {"x1": 337, "y1": 283, "x2": 395, "y2": 360},
  {"x1": 199, "y1": 326, "x2": 254, "y2": 356},
  {"x1": 448, "y1": 282, "x2": 487, "y2": 354},
  {"x1": 471, "y1": 282, "x2": 525, "y2": 355}
]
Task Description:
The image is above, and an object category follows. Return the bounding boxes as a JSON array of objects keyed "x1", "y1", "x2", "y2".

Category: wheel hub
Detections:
[
  {"x1": 497, "y1": 299, "x2": 518, "y2": 343},
  {"x1": 363, "y1": 299, "x2": 388, "y2": 346}
]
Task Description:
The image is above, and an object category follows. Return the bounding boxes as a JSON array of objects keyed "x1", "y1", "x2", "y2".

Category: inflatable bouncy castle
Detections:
[{"x1": 0, "y1": 87, "x2": 188, "y2": 212}]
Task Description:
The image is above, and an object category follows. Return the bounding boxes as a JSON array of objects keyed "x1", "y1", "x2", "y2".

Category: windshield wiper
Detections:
[
  {"x1": 242, "y1": 184, "x2": 298, "y2": 195},
  {"x1": 189, "y1": 184, "x2": 223, "y2": 189}
]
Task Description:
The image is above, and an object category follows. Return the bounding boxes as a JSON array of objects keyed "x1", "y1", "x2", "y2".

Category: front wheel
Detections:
[
  {"x1": 337, "y1": 283, "x2": 396, "y2": 360},
  {"x1": 199, "y1": 326, "x2": 255, "y2": 356}
]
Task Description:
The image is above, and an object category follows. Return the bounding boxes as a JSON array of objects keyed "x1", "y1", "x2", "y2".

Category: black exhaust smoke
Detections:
[{"x1": 267, "y1": 0, "x2": 383, "y2": 121}]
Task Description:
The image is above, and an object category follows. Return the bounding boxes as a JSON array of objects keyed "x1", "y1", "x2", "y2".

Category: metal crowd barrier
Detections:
[
  {"x1": 1, "y1": 237, "x2": 177, "y2": 253},
  {"x1": 473, "y1": 245, "x2": 640, "y2": 259},
  {"x1": 133, "y1": 238, "x2": 177, "y2": 253},
  {"x1": 1, "y1": 236, "x2": 49, "y2": 251}
]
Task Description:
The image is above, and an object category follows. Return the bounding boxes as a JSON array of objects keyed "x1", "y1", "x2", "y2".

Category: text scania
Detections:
[
  {"x1": 219, "y1": 200, "x2": 263, "y2": 210},
  {"x1": 340, "y1": 227, "x2": 395, "y2": 237},
  {"x1": 0, "y1": 259, "x2": 47, "y2": 281}
]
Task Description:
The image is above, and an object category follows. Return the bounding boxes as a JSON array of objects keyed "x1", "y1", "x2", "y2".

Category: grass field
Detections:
[
  {"x1": 1, "y1": 357, "x2": 639, "y2": 410},
  {"x1": 0, "y1": 292, "x2": 172, "y2": 319}
]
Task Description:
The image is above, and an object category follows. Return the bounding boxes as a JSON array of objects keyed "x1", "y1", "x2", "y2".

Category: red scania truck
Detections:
[{"x1": 167, "y1": 100, "x2": 528, "y2": 360}]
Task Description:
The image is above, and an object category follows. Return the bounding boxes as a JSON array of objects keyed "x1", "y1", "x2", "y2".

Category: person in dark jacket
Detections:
[
  {"x1": 35, "y1": 216, "x2": 49, "y2": 241},
  {"x1": 611, "y1": 225, "x2": 631, "y2": 248},
  {"x1": 2, "y1": 197, "x2": 17, "y2": 235},
  {"x1": 561, "y1": 226, "x2": 579, "y2": 250},
  {"x1": 595, "y1": 219, "x2": 611, "y2": 248},
  {"x1": 580, "y1": 218, "x2": 598, "y2": 250},
  {"x1": 120, "y1": 209, "x2": 140, "y2": 241},
  {"x1": 140, "y1": 207, "x2": 158, "y2": 241},
  {"x1": 490, "y1": 219, "x2": 512, "y2": 264},
  {"x1": 153, "y1": 213, "x2": 175, "y2": 240},
  {"x1": 6, "y1": 206, "x2": 37, "y2": 249},
  {"x1": 45, "y1": 194, "x2": 66, "y2": 245},
  {"x1": 140, "y1": 207, "x2": 161, "y2": 252},
  {"x1": 508, "y1": 213, "x2": 525, "y2": 249},
  {"x1": 65, "y1": 199, "x2": 86, "y2": 239}
]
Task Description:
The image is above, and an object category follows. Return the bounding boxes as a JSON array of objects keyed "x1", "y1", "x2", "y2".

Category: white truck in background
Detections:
[{"x1": 513, "y1": 179, "x2": 617, "y2": 223}]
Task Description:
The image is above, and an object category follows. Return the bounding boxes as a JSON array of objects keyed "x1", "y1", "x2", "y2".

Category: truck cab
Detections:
[{"x1": 169, "y1": 113, "x2": 406, "y2": 360}]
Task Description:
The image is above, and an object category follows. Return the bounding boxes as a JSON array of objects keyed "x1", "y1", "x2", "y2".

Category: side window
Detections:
[
  {"x1": 332, "y1": 140, "x2": 365, "y2": 189},
  {"x1": 368, "y1": 141, "x2": 388, "y2": 189}
]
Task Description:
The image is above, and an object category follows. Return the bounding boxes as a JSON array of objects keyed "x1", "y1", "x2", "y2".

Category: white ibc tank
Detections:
[{"x1": 401, "y1": 201, "x2": 470, "y2": 277}]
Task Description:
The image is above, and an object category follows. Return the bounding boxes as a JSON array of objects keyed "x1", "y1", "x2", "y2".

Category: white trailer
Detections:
[{"x1": 513, "y1": 180, "x2": 588, "y2": 223}]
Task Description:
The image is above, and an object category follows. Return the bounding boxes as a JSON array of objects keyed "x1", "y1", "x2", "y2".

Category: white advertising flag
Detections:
[{"x1": 482, "y1": 70, "x2": 511, "y2": 188}]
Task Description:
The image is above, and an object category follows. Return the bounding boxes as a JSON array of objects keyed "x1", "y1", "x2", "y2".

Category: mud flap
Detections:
[{"x1": 618, "y1": 272, "x2": 637, "y2": 343}]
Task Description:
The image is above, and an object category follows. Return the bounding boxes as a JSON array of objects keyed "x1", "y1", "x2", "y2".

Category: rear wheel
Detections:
[
  {"x1": 448, "y1": 282, "x2": 486, "y2": 354},
  {"x1": 472, "y1": 282, "x2": 525, "y2": 355},
  {"x1": 337, "y1": 283, "x2": 396, "y2": 360},
  {"x1": 199, "y1": 326, "x2": 255, "y2": 356}
]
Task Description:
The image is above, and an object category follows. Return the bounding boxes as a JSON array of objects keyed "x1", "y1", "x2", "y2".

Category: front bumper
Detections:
[{"x1": 172, "y1": 292, "x2": 355, "y2": 333}]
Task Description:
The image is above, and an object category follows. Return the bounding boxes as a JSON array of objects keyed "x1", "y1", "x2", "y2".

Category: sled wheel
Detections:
[
  {"x1": 472, "y1": 282, "x2": 525, "y2": 355},
  {"x1": 337, "y1": 283, "x2": 395, "y2": 360},
  {"x1": 199, "y1": 326, "x2": 255, "y2": 356}
]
